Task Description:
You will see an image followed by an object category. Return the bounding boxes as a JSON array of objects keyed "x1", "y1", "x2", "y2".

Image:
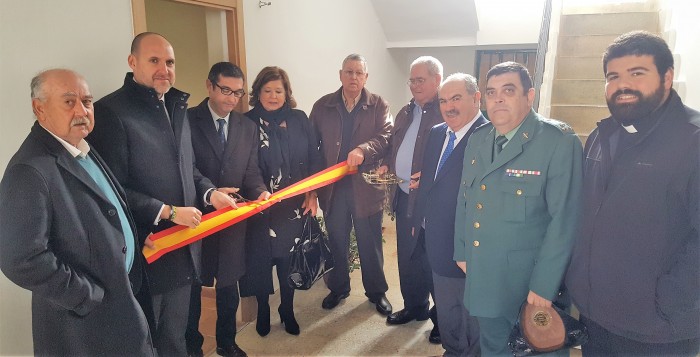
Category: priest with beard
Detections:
[{"x1": 566, "y1": 31, "x2": 700, "y2": 357}]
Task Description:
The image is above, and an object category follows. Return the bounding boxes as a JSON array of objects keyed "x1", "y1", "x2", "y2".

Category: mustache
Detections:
[
  {"x1": 71, "y1": 117, "x2": 91, "y2": 126},
  {"x1": 445, "y1": 109, "x2": 460, "y2": 117},
  {"x1": 612, "y1": 89, "x2": 643, "y2": 101}
]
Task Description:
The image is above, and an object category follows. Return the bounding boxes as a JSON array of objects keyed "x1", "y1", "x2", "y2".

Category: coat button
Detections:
[
  {"x1": 471, "y1": 159, "x2": 476, "y2": 165},
  {"x1": 476, "y1": 203, "x2": 483, "y2": 210},
  {"x1": 480, "y1": 184, "x2": 486, "y2": 191},
  {"x1": 473, "y1": 240, "x2": 480, "y2": 247},
  {"x1": 336, "y1": 142, "x2": 340, "y2": 146},
  {"x1": 108, "y1": 209, "x2": 116, "y2": 216},
  {"x1": 473, "y1": 222, "x2": 480, "y2": 229},
  {"x1": 122, "y1": 246, "x2": 127, "y2": 254},
  {"x1": 516, "y1": 189, "x2": 523, "y2": 196}
]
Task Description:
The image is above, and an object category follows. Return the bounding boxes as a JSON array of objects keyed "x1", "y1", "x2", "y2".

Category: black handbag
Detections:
[
  {"x1": 286, "y1": 214, "x2": 335, "y2": 290},
  {"x1": 508, "y1": 301, "x2": 589, "y2": 356}
]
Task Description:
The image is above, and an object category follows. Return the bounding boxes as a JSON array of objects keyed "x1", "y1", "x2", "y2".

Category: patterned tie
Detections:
[
  {"x1": 495, "y1": 135, "x2": 508, "y2": 155},
  {"x1": 217, "y1": 118, "x2": 227, "y2": 145},
  {"x1": 437, "y1": 131, "x2": 457, "y2": 174}
]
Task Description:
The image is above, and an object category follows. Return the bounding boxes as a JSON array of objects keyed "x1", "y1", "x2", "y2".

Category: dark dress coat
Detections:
[
  {"x1": 0, "y1": 123, "x2": 153, "y2": 356},
  {"x1": 309, "y1": 87, "x2": 392, "y2": 218},
  {"x1": 188, "y1": 98, "x2": 267, "y2": 287},
  {"x1": 239, "y1": 105, "x2": 323, "y2": 297},
  {"x1": 414, "y1": 117, "x2": 487, "y2": 278},
  {"x1": 566, "y1": 90, "x2": 700, "y2": 343},
  {"x1": 90, "y1": 73, "x2": 215, "y2": 294}
]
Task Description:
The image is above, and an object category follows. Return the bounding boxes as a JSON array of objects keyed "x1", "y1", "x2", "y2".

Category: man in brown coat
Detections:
[{"x1": 309, "y1": 54, "x2": 393, "y2": 315}]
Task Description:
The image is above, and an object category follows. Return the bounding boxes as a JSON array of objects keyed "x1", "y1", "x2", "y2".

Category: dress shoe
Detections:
[
  {"x1": 216, "y1": 344, "x2": 248, "y2": 357},
  {"x1": 322, "y1": 291, "x2": 349, "y2": 310},
  {"x1": 369, "y1": 295, "x2": 393, "y2": 316},
  {"x1": 279, "y1": 306, "x2": 300, "y2": 335},
  {"x1": 429, "y1": 324, "x2": 441, "y2": 344},
  {"x1": 386, "y1": 308, "x2": 429, "y2": 325},
  {"x1": 256, "y1": 305, "x2": 271, "y2": 337}
]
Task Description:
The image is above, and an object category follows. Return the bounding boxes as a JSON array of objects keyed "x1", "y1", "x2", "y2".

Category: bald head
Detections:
[{"x1": 128, "y1": 32, "x2": 176, "y2": 95}]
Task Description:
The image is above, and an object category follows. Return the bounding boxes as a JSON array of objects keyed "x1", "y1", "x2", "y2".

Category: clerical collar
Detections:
[{"x1": 621, "y1": 124, "x2": 638, "y2": 133}]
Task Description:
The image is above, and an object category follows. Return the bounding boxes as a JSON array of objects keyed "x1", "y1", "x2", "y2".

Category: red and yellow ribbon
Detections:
[{"x1": 143, "y1": 162, "x2": 357, "y2": 264}]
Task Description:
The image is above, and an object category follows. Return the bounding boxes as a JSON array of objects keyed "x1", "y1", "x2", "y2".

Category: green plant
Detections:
[{"x1": 317, "y1": 216, "x2": 361, "y2": 273}]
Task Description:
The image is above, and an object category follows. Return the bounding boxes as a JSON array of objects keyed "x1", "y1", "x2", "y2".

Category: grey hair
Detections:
[
  {"x1": 342, "y1": 53, "x2": 368, "y2": 72},
  {"x1": 411, "y1": 56, "x2": 444, "y2": 77},
  {"x1": 30, "y1": 68, "x2": 82, "y2": 101},
  {"x1": 440, "y1": 72, "x2": 479, "y2": 95}
]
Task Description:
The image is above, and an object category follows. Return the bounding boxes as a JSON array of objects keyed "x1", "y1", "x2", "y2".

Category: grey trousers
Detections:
[
  {"x1": 152, "y1": 284, "x2": 191, "y2": 357},
  {"x1": 433, "y1": 273, "x2": 480, "y2": 357}
]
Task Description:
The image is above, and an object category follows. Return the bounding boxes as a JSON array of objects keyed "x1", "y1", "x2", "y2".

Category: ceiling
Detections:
[{"x1": 369, "y1": 0, "x2": 479, "y2": 48}]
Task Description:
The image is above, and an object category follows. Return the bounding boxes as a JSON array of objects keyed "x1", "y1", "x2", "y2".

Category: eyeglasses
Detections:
[
  {"x1": 407, "y1": 77, "x2": 426, "y2": 87},
  {"x1": 212, "y1": 81, "x2": 246, "y2": 98}
]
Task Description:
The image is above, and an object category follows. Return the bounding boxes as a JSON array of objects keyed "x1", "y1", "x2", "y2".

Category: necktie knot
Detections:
[
  {"x1": 495, "y1": 135, "x2": 508, "y2": 155},
  {"x1": 217, "y1": 118, "x2": 227, "y2": 145}
]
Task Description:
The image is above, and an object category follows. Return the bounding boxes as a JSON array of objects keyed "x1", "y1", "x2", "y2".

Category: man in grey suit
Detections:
[
  {"x1": 0, "y1": 69, "x2": 154, "y2": 356},
  {"x1": 90, "y1": 32, "x2": 238, "y2": 356},
  {"x1": 413, "y1": 73, "x2": 485, "y2": 356}
]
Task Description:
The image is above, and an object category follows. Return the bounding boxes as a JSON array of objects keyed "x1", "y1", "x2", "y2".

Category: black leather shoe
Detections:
[
  {"x1": 279, "y1": 306, "x2": 300, "y2": 335},
  {"x1": 386, "y1": 308, "x2": 429, "y2": 325},
  {"x1": 369, "y1": 295, "x2": 393, "y2": 316},
  {"x1": 429, "y1": 325, "x2": 441, "y2": 344},
  {"x1": 216, "y1": 344, "x2": 248, "y2": 357},
  {"x1": 322, "y1": 292, "x2": 349, "y2": 310}
]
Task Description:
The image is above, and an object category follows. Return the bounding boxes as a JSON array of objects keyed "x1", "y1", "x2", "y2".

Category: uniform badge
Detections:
[{"x1": 506, "y1": 168, "x2": 541, "y2": 177}]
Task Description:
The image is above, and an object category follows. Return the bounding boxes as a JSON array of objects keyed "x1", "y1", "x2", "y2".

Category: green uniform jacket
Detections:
[{"x1": 454, "y1": 110, "x2": 583, "y2": 319}]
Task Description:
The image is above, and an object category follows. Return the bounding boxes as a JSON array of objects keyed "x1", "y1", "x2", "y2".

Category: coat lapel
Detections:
[
  {"x1": 223, "y1": 113, "x2": 243, "y2": 162},
  {"x1": 32, "y1": 124, "x2": 113, "y2": 206},
  {"x1": 194, "y1": 100, "x2": 225, "y2": 162},
  {"x1": 481, "y1": 111, "x2": 536, "y2": 179}
]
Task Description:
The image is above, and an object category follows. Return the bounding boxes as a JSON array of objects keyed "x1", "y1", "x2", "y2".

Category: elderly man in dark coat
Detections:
[{"x1": 0, "y1": 69, "x2": 153, "y2": 356}]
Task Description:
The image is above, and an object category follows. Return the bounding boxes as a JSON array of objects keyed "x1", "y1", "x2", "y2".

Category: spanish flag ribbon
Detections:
[{"x1": 143, "y1": 162, "x2": 357, "y2": 264}]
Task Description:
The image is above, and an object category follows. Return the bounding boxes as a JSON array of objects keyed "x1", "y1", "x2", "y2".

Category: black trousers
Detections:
[
  {"x1": 186, "y1": 282, "x2": 239, "y2": 351},
  {"x1": 152, "y1": 284, "x2": 191, "y2": 357},
  {"x1": 395, "y1": 190, "x2": 433, "y2": 310},
  {"x1": 324, "y1": 183, "x2": 388, "y2": 297},
  {"x1": 580, "y1": 315, "x2": 700, "y2": 357}
]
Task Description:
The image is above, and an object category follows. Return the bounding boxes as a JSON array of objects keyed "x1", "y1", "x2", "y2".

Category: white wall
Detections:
[
  {"x1": 241, "y1": 0, "x2": 405, "y2": 116},
  {"x1": 475, "y1": 0, "x2": 546, "y2": 45},
  {"x1": 660, "y1": 0, "x2": 700, "y2": 108},
  {"x1": 0, "y1": 0, "x2": 134, "y2": 354}
]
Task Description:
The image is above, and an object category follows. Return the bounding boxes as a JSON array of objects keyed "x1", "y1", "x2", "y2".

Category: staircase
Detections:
[{"x1": 549, "y1": 1, "x2": 659, "y2": 141}]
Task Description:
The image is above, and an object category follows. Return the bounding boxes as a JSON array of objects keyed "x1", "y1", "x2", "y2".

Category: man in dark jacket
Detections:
[
  {"x1": 309, "y1": 54, "x2": 393, "y2": 316},
  {"x1": 186, "y1": 62, "x2": 268, "y2": 357},
  {"x1": 414, "y1": 73, "x2": 486, "y2": 356},
  {"x1": 379, "y1": 56, "x2": 444, "y2": 342},
  {"x1": 566, "y1": 31, "x2": 700, "y2": 356},
  {"x1": 90, "y1": 33, "x2": 238, "y2": 357},
  {"x1": 0, "y1": 69, "x2": 153, "y2": 356}
]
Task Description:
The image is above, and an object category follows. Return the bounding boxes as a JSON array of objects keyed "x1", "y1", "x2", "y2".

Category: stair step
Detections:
[
  {"x1": 558, "y1": 35, "x2": 620, "y2": 57},
  {"x1": 556, "y1": 56, "x2": 604, "y2": 80},
  {"x1": 560, "y1": 12, "x2": 658, "y2": 36},
  {"x1": 562, "y1": 0, "x2": 658, "y2": 15},
  {"x1": 551, "y1": 105, "x2": 610, "y2": 136},
  {"x1": 551, "y1": 79, "x2": 606, "y2": 106}
]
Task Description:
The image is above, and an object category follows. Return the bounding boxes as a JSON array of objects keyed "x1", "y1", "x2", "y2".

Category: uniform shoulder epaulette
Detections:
[{"x1": 541, "y1": 117, "x2": 575, "y2": 134}]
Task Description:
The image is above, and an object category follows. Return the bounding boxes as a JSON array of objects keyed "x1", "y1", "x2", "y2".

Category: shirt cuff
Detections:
[
  {"x1": 204, "y1": 188, "x2": 216, "y2": 206},
  {"x1": 154, "y1": 204, "x2": 165, "y2": 225}
]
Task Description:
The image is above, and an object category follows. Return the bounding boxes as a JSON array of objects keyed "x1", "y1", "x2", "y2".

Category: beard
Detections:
[{"x1": 606, "y1": 84, "x2": 665, "y2": 125}]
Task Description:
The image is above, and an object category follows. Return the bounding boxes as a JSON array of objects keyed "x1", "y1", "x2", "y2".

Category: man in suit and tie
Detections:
[
  {"x1": 90, "y1": 33, "x2": 239, "y2": 356},
  {"x1": 379, "y1": 56, "x2": 444, "y2": 342},
  {"x1": 186, "y1": 62, "x2": 269, "y2": 357},
  {"x1": 0, "y1": 69, "x2": 154, "y2": 356},
  {"x1": 413, "y1": 73, "x2": 486, "y2": 356},
  {"x1": 454, "y1": 62, "x2": 582, "y2": 356}
]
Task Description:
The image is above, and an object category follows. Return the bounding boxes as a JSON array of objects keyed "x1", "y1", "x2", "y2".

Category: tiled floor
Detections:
[
  {"x1": 199, "y1": 215, "x2": 444, "y2": 356},
  {"x1": 197, "y1": 214, "x2": 583, "y2": 356}
]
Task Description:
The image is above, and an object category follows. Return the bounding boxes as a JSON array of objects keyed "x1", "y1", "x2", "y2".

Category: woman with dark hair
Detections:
[{"x1": 239, "y1": 66, "x2": 323, "y2": 336}]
